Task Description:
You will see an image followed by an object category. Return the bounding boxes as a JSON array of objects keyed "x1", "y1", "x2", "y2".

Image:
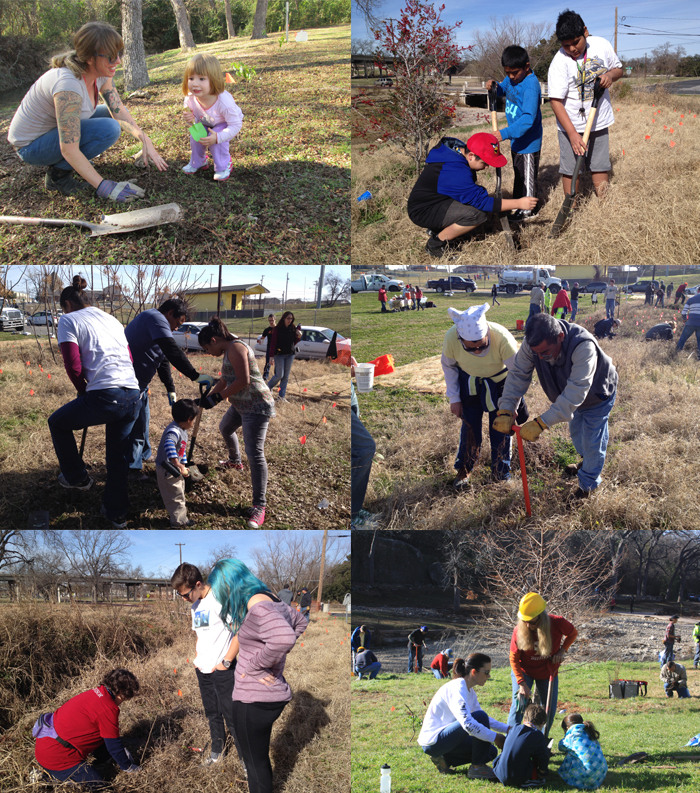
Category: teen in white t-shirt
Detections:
[
  {"x1": 192, "y1": 587, "x2": 234, "y2": 672},
  {"x1": 547, "y1": 10, "x2": 623, "y2": 199}
]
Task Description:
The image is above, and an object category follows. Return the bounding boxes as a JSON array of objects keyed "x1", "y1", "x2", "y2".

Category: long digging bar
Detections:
[
  {"x1": 550, "y1": 77, "x2": 604, "y2": 238},
  {"x1": 512, "y1": 424, "x2": 532, "y2": 516},
  {"x1": 544, "y1": 663, "x2": 561, "y2": 741},
  {"x1": 488, "y1": 85, "x2": 515, "y2": 250}
]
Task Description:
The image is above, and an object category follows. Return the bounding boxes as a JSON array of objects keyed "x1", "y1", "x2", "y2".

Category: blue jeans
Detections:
[
  {"x1": 695, "y1": 642, "x2": 700, "y2": 668},
  {"x1": 408, "y1": 644, "x2": 424, "y2": 673},
  {"x1": 48, "y1": 387, "x2": 141, "y2": 519},
  {"x1": 267, "y1": 353, "x2": 295, "y2": 398},
  {"x1": 357, "y1": 661, "x2": 382, "y2": 679},
  {"x1": 568, "y1": 391, "x2": 616, "y2": 492},
  {"x1": 38, "y1": 742, "x2": 111, "y2": 788},
  {"x1": 17, "y1": 105, "x2": 120, "y2": 172},
  {"x1": 380, "y1": 300, "x2": 388, "y2": 312},
  {"x1": 126, "y1": 389, "x2": 152, "y2": 470},
  {"x1": 422, "y1": 710, "x2": 498, "y2": 768},
  {"x1": 456, "y1": 368, "x2": 511, "y2": 480},
  {"x1": 676, "y1": 323, "x2": 700, "y2": 358},
  {"x1": 508, "y1": 671, "x2": 559, "y2": 735},
  {"x1": 662, "y1": 640, "x2": 676, "y2": 667},
  {"x1": 433, "y1": 669, "x2": 445, "y2": 679},
  {"x1": 351, "y1": 410, "x2": 376, "y2": 518},
  {"x1": 219, "y1": 406, "x2": 270, "y2": 507},
  {"x1": 665, "y1": 683, "x2": 690, "y2": 698},
  {"x1": 605, "y1": 298, "x2": 616, "y2": 319},
  {"x1": 570, "y1": 299, "x2": 579, "y2": 323}
]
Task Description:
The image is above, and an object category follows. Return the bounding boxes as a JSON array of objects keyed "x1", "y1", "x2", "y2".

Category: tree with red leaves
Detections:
[{"x1": 352, "y1": 1, "x2": 469, "y2": 172}]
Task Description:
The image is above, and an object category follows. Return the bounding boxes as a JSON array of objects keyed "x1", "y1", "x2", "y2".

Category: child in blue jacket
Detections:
[
  {"x1": 485, "y1": 45, "x2": 543, "y2": 223},
  {"x1": 557, "y1": 713, "x2": 607, "y2": 790},
  {"x1": 493, "y1": 703, "x2": 549, "y2": 787}
]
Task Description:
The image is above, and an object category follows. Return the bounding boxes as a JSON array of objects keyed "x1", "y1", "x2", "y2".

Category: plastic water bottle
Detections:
[{"x1": 380, "y1": 764, "x2": 391, "y2": 793}]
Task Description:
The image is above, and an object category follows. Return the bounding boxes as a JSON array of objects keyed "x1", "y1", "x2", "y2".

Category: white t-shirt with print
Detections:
[
  {"x1": 547, "y1": 36, "x2": 621, "y2": 133},
  {"x1": 57, "y1": 307, "x2": 139, "y2": 392},
  {"x1": 191, "y1": 589, "x2": 233, "y2": 673}
]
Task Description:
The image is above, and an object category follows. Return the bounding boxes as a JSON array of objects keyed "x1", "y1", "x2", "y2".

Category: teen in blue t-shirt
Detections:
[{"x1": 486, "y1": 45, "x2": 543, "y2": 223}]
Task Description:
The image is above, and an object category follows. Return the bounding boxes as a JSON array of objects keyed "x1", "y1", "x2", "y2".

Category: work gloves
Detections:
[
  {"x1": 196, "y1": 373, "x2": 218, "y2": 392},
  {"x1": 197, "y1": 392, "x2": 223, "y2": 410},
  {"x1": 520, "y1": 417, "x2": 548, "y2": 442},
  {"x1": 167, "y1": 392, "x2": 176, "y2": 406},
  {"x1": 492, "y1": 409, "x2": 515, "y2": 435},
  {"x1": 96, "y1": 179, "x2": 145, "y2": 203}
]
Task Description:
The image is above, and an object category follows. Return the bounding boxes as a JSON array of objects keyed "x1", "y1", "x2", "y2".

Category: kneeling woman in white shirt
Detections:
[{"x1": 418, "y1": 653, "x2": 507, "y2": 780}]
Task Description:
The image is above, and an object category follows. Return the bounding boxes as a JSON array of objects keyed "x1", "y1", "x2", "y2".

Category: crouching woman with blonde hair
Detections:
[{"x1": 508, "y1": 592, "x2": 579, "y2": 735}]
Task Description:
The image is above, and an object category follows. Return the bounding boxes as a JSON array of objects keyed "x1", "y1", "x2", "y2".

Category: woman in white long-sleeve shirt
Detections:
[{"x1": 418, "y1": 653, "x2": 507, "y2": 780}]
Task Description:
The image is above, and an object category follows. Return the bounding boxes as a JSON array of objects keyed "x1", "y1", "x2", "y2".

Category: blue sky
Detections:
[
  {"x1": 352, "y1": 1, "x2": 700, "y2": 62},
  {"x1": 4, "y1": 265, "x2": 350, "y2": 302}
]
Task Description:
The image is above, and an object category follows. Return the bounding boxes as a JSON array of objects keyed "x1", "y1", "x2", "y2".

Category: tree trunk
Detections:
[
  {"x1": 224, "y1": 0, "x2": 235, "y2": 38},
  {"x1": 252, "y1": 0, "x2": 269, "y2": 39},
  {"x1": 452, "y1": 568, "x2": 460, "y2": 614},
  {"x1": 169, "y1": 0, "x2": 196, "y2": 50},
  {"x1": 122, "y1": 0, "x2": 151, "y2": 90}
]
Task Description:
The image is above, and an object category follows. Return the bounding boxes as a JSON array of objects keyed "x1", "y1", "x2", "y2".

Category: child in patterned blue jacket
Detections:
[{"x1": 557, "y1": 713, "x2": 607, "y2": 790}]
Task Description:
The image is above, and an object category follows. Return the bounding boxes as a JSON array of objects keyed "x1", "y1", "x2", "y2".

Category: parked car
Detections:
[
  {"x1": 623, "y1": 280, "x2": 660, "y2": 294},
  {"x1": 172, "y1": 322, "x2": 209, "y2": 351},
  {"x1": 684, "y1": 285, "x2": 700, "y2": 297},
  {"x1": 426, "y1": 276, "x2": 477, "y2": 293},
  {"x1": 375, "y1": 77, "x2": 393, "y2": 88},
  {"x1": 255, "y1": 326, "x2": 349, "y2": 360},
  {"x1": 580, "y1": 281, "x2": 607, "y2": 294},
  {"x1": 29, "y1": 310, "x2": 58, "y2": 326}
]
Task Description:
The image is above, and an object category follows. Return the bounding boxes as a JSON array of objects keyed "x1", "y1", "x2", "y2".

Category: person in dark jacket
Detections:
[
  {"x1": 355, "y1": 647, "x2": 382, "y2": 680},
  {"x1": 593, "y1": 318, "x2": 621, "y2": 339},
  {"x1": 570, "y1": 283, "x2": 581, "y2": 323},
  {"x1": 645, "y1": 322, "x2": 675, "y2": 341},
  {"x1": 407, "y1": 134, "x2": 538, "y2": 258},
  {"x1": 260, "y1": 313, "x2": 277, "y2": 379},
  {"x1": 494, "y1": 313, "x2": 618, "y2": 497},
  {"x1": 644, "y1": 282, "x2": 654, "y2": 306},
  {"x1": 266, "y1": 311, "x2": 303, "y2": 400},
  {"x1": 298, "y1": 587, "x2": 312, "y2": 618},
  {"x1": 408, "y1": 626, "x2": 429, "y2": 673},
  {"x1": 124, "y1": 298, "x2": 217, "y2": 478},
  {"x1": 493, "y1": 704, "x2": 549, "y2": 787}
]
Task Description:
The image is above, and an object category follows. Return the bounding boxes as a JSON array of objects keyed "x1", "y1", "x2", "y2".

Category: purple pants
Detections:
[{"x1": 189, "y1": 122, "x2": 231, "y2": 171}]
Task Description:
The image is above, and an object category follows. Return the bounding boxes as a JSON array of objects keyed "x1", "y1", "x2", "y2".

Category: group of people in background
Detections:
[
  {"x1": 33, "y1": 560, "x2": 305, "y2": 793},
  {"x1": 377, "y1": 284, "x2": 425, "y2": 313},
  {"x1": 48, "y1": 281, "x2": 305, "y2": 529}
]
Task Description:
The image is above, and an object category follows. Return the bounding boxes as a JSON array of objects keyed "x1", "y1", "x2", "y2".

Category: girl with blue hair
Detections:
[{"x1": 208, "y1": 559, "x2": 307, "y2": 793}]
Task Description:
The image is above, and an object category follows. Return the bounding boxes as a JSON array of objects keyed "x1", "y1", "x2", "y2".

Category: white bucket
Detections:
[{"x1": 355, "y1": 363, "x2": 375, "y2": 393}]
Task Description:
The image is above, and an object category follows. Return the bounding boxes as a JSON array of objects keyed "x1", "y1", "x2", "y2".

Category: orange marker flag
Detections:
[
  {"x1": 332, "y1": 402, "x2": 337, "y2": 408},
  {"x1": 303, "y1": 388, "x2": 307, "y2": 392},
  {"x1": 645, "y1": 135, "x2": 651, "y2": 140},
  {"x1": 29, "y1": 370, "x2": 32, "y2": 375},
  {"x1": 299, "y1": 435, "x2": 307, "y2": 445},
  {"x1": 29, "y1": 389, "x2": 34, "y2": 395},
  {"x1": 322, "y1": 416, "x2": 327, "y2": 424},
  {"x1": 301, "y1": 404, "x2": 305, "y2": 411},
  {"x1": 670, "y1": 141, "x2": 676, "y2": 147},
  {"x1": 26, "y1": 361, "x2": 30, "y2": 366},
  {"x1": 225, "y1": 72, "x2": 234, "y2": 83},
  {"x1": 174, "y1": 669, "x2": 177, "y2": 674},
  {"x1": 669, "y1": 128, "x2": 674, "y2": 133},
  {"x1": 391, "y1": 706, "x2": 396, "y2": 711},
  {"x1": 178, "y1": 689, "x2": 183, "y2": 697}
]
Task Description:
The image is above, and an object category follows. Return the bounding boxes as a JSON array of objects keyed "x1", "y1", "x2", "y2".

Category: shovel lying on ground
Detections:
[
  {"x1": 550, "y1": 77, "x2": 605, "y2": 238},
  {"x1": 488, "y1": 85, "x2": 515, "y2": 250},
  {"x1": 0, "y1": 203, "x2": 182, "y2": 237},
  {"x1": 512, "y1": 424, "x2": 532, "y2": 516}
]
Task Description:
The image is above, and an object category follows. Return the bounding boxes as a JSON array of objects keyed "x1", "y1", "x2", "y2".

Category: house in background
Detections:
[{"x1": 184, "y1": 283, "x2": 270, "y2": 313}]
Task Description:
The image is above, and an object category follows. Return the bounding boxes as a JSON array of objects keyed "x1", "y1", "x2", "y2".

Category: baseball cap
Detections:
[{"x1": 467, "y1": 133, "x2": 507, "y2": 167}]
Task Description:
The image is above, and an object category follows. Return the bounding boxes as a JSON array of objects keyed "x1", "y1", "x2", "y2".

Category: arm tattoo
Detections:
[
  {"x1": 100, "y1": 87, "x2": 123, "y2": 115},
  {"x1": 54, "y1": 91, "x2": 82, "y2": 147}
]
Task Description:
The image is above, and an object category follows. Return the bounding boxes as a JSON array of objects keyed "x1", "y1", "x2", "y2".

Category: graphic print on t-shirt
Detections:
[
  {"x1": 194, "y1": 609, "x2": 210, "y2": 629},
  {"x1": 576, "y1": 56, "x2": 607, "y2": 102}
]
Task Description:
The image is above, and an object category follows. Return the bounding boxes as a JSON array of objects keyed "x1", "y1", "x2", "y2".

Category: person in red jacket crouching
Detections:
[{"x1": 33, "y1": 668, "x2": 140, "y2": 787}]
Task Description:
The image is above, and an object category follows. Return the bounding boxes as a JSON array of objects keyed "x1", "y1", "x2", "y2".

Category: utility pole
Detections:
[
  {"x1": 317, "y1": 529, "x2": 328, "y2": 611},
  {"x1": 284, "y1": 272, "x2": 289, "y2": 310},
  {"x1": 175, "y1": 543, "x2": 185, "y2": 566},
  {"x1": 614, "y1": 7, "x2": 618, "y2": 54},
  {"x1": 644, "y1": 54, "x2": 647, "y2": 81},
  {"x1": 216, "y1": 265, "x2": 223, "y2": 319}
]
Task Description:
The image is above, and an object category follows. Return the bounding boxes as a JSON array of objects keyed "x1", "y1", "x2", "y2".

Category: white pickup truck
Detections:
[
  {"x1": 0, "y1": 304, "x2": 25, "y2": 332},
  {"x1": 351, "y1": 273, "x2": 404, "y2": 293}
]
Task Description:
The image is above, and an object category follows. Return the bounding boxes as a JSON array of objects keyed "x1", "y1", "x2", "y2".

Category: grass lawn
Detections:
[
  {"x1": 352, "y1": 662, "x2": 700, "y2": 792},
  {"x1": 0, "y1": 26, "x2": 350, "y2": 264}
]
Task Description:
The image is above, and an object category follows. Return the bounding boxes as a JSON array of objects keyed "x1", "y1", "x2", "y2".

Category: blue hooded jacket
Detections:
[{"x1": 494, "y1": 72, "x2": 543, "y2": 154}]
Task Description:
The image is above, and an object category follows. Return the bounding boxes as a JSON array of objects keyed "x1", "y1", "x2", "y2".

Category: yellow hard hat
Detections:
[{"x1": 518, "y1": 593, "x2": 547, "y2": 622}]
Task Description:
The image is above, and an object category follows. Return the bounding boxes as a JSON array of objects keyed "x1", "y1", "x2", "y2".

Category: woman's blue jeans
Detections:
[
  {"x1": 267, "y1": 353, "x2": 295, "y2": 398},
  {"x1": 508, "y1": 671, "x2": 559, "y2": 735},
  {"x1": 39, "y1": 742, "x2": 111, "y2": 788},
  {"x1": 48, "y1": 387, "x2": 141, "y2": 519},
  {"x1": 17, "y1": 105, "x2": 121, "y2": 172},
  {"x1": 422, "y1": 710, "x2": 498, "y2": 768}
]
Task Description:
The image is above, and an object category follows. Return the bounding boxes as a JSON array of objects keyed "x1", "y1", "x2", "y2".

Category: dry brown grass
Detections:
[
  {"x1": 351, "y1": 86, "x2": 700, "y2": 266},
  {"x1": 0, "y1": 339, "x2": 350, "y2": 529},
  {"x1": 0, "y1": 601, "x2": 350, "y2": 793},
  {"x1": 361, "y1": 296, "x2": 700, "y2": 529}
]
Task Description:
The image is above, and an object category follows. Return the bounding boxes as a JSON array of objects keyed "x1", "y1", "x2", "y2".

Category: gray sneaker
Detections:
[
  {"x1": 467, "y1": 764, "x2": 497, "y2": 780},
  {"x1": 202, "y1": 751, "x2": 223, "y2": 767},
  {"x1": 429, "y1": 755, "x2": 452, "y2": 774},
  {"x1": 58, "y1": 472, "x2": 94, "y2": 491}
]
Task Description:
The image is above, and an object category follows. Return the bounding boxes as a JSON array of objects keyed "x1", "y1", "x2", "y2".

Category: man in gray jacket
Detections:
[
  {"x1": 528, "y1": 282, "x2": 545, "y2": 323},
  {"x1": 493, "y1": 313, "x2": 618, "y2": 498}
]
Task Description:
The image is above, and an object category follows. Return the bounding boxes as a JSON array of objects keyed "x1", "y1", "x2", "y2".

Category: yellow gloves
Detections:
[
  {"x1": 520, "y1": 416, "x2": 548, "y2": 442},
  {"x1": 493, "y1": 409, "x2": 515, "y2": 435}
]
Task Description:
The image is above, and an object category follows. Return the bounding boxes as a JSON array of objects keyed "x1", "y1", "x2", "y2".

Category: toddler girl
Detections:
[
  {"x1": 181, "y1": 53, "x2": 243, "y2": 182},
  {"x1": 557, "y1": 713, "x2": 607, "y2": 790}
]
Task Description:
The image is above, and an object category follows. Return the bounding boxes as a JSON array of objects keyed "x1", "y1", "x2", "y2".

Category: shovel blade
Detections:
[
  {"x1": 550, "y1": 194, "x2": 575, "y2": 238},
  {"x1": 89, "y1": 203, "x2": 183, "y2": 236},
  {"x1": 187, "y1": 464, "x2": 205, "y2": 482}
]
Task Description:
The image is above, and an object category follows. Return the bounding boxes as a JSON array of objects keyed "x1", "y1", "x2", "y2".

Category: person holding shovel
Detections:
[
  {"x1": 8, "y1": 22, "x2": 167, "y2": 200},
  {"x1": 507, "y1": 593, "x2": 578, "y2": 736},
  {"x1": 124, "y1": 298, "x2": 217, "y2": 481},
  {"x1": 494, "y1": 312, "x2": 618, "y2": 498},
  {"x1": 49, "y1": 277, "x2": 141, "y2": 529},
  {"x1": 197, "y1": 317, "x2": 276, "y2": 529},
  {"x1": 408, "y1": 626, "x2": 429, "y2": 673},
  {"x1": 441, "y1": 304, "x2": 529, "y2": 489}
]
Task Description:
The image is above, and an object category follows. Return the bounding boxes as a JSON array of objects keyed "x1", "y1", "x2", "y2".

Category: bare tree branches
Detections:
[{"x1": 470, "y1": 16, "x2": 554, "y2": 81}]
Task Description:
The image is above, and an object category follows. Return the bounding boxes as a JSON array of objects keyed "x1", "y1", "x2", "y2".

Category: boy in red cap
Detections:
[{"x1": 407, "y1": 133, "x2": 537, "y2": 258}]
